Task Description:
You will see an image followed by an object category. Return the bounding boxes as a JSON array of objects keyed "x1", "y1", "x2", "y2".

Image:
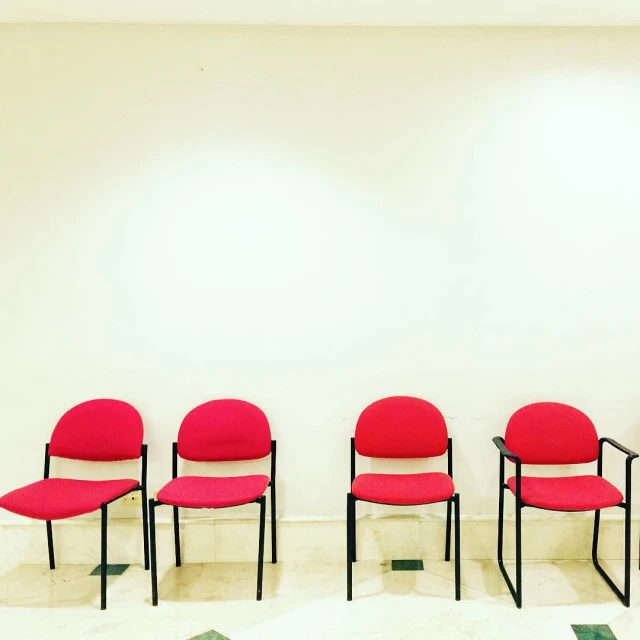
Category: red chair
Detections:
[
  {"x1": 494, "y1": 402, "x2": 638, "y2": 608},
  {"x1": 347, "y1": 396, "x2": 460, "y2": 601},
  {"x1": 149, "y1": 399, "x2": 277, "y2": 604},
  {"x1": 0, "y1": 399, "x2": 149, "y2": 610}
]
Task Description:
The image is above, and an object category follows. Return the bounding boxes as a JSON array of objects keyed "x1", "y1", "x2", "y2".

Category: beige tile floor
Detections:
[{"x1": 0, "y1": 558, "x2": 638, "y2": 639}]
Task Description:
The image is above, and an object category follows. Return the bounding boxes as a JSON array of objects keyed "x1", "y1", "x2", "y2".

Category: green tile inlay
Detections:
[
  {"x1": 188, "y1": 631, "x2": 231, "y2": 640},
  {"x1": 89, "y1": 564, "x2": 129, "y2": 576},
  {"x1": 391, "y1": 559, "x2": 424, "y2": 571},
  {"x1": 571, "y1": 625, "x2": 617, "y2": 640}
]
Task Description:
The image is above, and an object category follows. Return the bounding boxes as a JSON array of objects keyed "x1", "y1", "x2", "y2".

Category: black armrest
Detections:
[
  {"x1": 601, "y1": 437, "x2": 639, "y2": 460},
  {"x1": 492, "y1": 436, "x2": 521, "y2": 463}
]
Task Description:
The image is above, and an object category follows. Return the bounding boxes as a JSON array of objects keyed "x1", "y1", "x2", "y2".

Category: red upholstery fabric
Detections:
[
  {"x1": 0, "y1": 478, "x2": 139, "y2": 520},
  {"x1": 506, "y1": 475, "x2": 623, "y2": 511},
  {"x1": 504, "y1": 402, "x2": 599, "y2": 465},
  {"x1": 157, "y1": 475, "x2": 270, "y2": 509},
  {"x1": 355, "y1": 396, "x2": 448, "y2": 459},
  {"x1": 352, "y1": 472, "x2": 454, "y2": 506},
  {"x1": 177, "y1": 399, "x2": 272, "y2": 462},
  {"x1": 48, "y1": 399, "x2": 143, "y2": 462}
]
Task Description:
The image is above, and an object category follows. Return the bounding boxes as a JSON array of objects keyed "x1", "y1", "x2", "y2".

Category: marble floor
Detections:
[{"x1": 0, "y1": 558, "x2": 639, "y2": 639}]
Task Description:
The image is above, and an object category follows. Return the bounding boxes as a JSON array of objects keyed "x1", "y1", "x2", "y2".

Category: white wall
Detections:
[{"x1": 1, "y1": 25, "x2": 640, "y2": 522}]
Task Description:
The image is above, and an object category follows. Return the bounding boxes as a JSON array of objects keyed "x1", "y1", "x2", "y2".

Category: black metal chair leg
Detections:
[
  {"x1": 351, "y1": 496, "x2": 357, "y2": 563},
  {"x1": 445, "y1": 499, "x2": 452, "y2": 562},
  {"x1": 515, "y1": 499, "x2": 522, "y2": 608},
  {"x1": 257, "y1": 495, "x2": 266, "y2": 601},
  {"x1": 149, "y1": 499, "x2": 158, "y2": 606},
  {"x1": 592, "y1": 508, "x2": 601, "y2": 571},
  {"x1": 347, "y1": 493, "x2": 353, "y2": 601},
  {"x1": 141, "y1": 487, "x2": 150, "y2": 571},
  {"x1": 173, "y1": 505, "x2": 181, "y2": 568},
  {"x1": 593, "y1": 505, "x2": 632, "y2": 607},
  {"x1": 593, "y1": 442, "x2": 636, "y2": 606},
  {"x1": 624, "y1": 502, "x2": 632, "y2": 607},
  {"x1": 454, "y1": 494, "x2": 461, "y2": 601},
  {"x1": 497, "y1": 458, "x2": 522, "y2": 608},
  {"x1": 46, "y1": 521, "x2": 55, "y2": 570},
  {"x1": 271, "y1": 482, "x2": 277, "y2": 564},
  {"x1": 100, "y1": 503, "x2": 108, "y2": 611}
]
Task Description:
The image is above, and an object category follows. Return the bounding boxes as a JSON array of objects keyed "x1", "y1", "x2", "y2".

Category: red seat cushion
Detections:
[
  {"x1": 507, "y1": 475, "x2": 623, "y2": 511},
  {"x1": 352, "y1": 472, "x2": 454, "y2": 506},
  {"x1": 156, "y1": 475, "x2": 270, "y2": 509},
  {"x1": 0, "y1": 478, "x2": 140, "y2": 520}
]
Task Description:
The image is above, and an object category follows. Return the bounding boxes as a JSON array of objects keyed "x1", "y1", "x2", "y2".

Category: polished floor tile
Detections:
[{"x1": 0, "y1": 559, "x2": 638, "y2": 639}]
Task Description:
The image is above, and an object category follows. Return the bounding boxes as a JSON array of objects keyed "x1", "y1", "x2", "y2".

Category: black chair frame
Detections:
[
  {"x1": 149, "y1": 439, "x2": 277, "y2": 604},
  {"x1": 44, "y1": 442, "x2": 149, "y2": 610},
  {"x1": 347, "y1": 437, "x2": 460, "y2": 601},
  {"x1": 493, "y1": 435, "x2": 637, "y2": 608}
]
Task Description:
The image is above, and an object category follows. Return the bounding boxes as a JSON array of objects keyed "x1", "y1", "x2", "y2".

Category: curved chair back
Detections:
[
  {"x1": 48, "y1": 399, "x2": 143, "y2": 461},
  {"x1": 177, "y1": 399, "x2": 272, "y2": 462},
  {"x1": 505, "y1": 402, "x2": 599, "y2": 465},
  {"x1": 355, "y1": 396, "x2": 448, "y2": 459}
]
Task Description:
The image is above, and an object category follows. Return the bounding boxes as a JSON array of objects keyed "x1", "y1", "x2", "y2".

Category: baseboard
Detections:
[{"x1": 0, "y1": 514, "x2": 637, "y2": 568}]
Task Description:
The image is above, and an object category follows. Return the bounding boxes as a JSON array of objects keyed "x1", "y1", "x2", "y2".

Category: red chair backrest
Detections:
[
  {"x1": 177, "y1": 399, "x2": 272, "y2": 462},
  {"x1": 48, "y1": 399, "x2": 143, "y2": 462},
  {"x1": 504, "y1": 402, "x2": 599, "y2": 465},
  {"x1": 355, "y1": 396, "x2": 448, "y2": 459}
]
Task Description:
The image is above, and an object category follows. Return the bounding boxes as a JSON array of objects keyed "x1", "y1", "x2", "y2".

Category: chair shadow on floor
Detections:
[
  {"x1": 351, "y1": 560, "x2": 456, "y2": 601},
  {"x1": 0, "y1": 564, "x2": 121, "y2": 609},
  {"x1": 478, "y1": 558, "x2": 633, "y2": 608},
  {"x1": 353, "y1": 558, "x2": 635, "y2": 606},
  {"x1": 154, "y1": 562, "x2": 281, "y2": 603}
]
